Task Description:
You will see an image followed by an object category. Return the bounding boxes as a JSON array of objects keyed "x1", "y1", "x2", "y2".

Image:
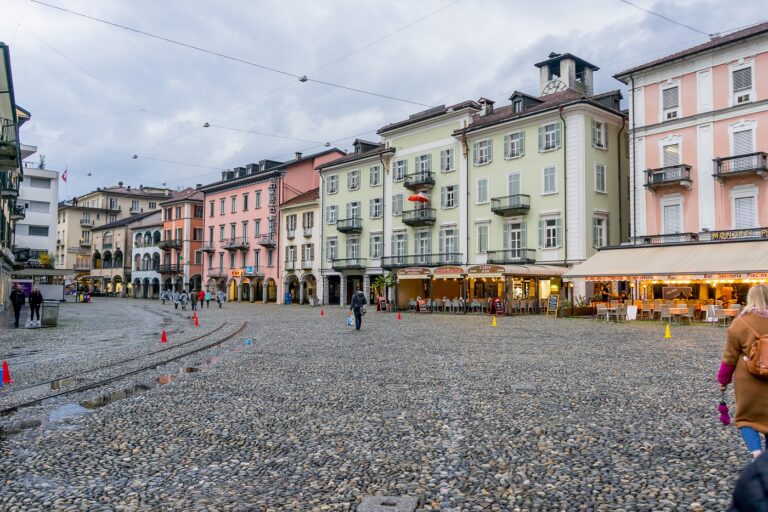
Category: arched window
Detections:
[
  {"x1": 93, "y1": 250, "x2": 102, "y2": 269},
  {"x1": 103, "y1": 231, "x2": 113, "y2": 248},
  {"x1": 114, "y1": 249, "x2": 123, "y2": 268},
  {"x1": 134, "y1": 254, "x2": 141, "y2": 271},
  {"x1": 142, "y1": 254, "x2": 151, "y2": 271},
  {"x1": 102, "y1": 250, "x2": 113, "y2": 269},
  {"x1": 144, "y1": 232, "x2": 152, "y2": 246},
  {"x1": 152, "y1": 253, "x2": 160, "y2": 271},
  {"x1": 135, "y1": 234, "x2": 143, "y2": 248},
  {"x1": 153, "y1": 231, "x2": 161, "y2": 245}
]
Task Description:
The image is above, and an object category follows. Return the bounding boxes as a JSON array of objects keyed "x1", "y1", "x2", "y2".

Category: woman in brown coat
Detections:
[{"x1": 719, "y1": 284, "x2": 768, "y2": 458}]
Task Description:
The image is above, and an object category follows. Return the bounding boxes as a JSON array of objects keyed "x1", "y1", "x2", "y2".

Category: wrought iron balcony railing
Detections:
[
  {"x1": 486, "y1": 248, "x2": 536, "y2": 264},
  {"x1": 331, "y1": 258, "x2": 367, "y2": 270},
  {"x1": 490, "y1": 194, "x2": 531, "y2": 216},
  {"x1": 714, "y1": 152, "x2": 768, "y2": 181},
  {"x1": 403, "y1": 171, "x2": 435, "y2": 191},
  {"x1": 336, "y1": 218, "x2": 363, "y2": 233},
  {"x1": 381, "y1": 253, "x2": 463, "y2": 268},
  {"x1": 402, "y1": 208, "x2": 436, "y2": 226},
  {"x1": 645, "y1": 164, "x2": 693, "y2": 190}
]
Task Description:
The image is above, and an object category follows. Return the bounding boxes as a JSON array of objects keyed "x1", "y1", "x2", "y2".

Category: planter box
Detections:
[{"x1": 560, "y1": 306, "x2": 595, "y2": 318}]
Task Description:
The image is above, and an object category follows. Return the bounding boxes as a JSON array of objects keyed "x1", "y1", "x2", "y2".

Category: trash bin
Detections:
[{"x1": 41, "y1": 300, "x2": 59, "y2": 327}]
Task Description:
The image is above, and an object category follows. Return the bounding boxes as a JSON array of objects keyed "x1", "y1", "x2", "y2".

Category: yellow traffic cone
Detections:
[
  {"x1": 664, "y1": 324, "x2": 672, "y2": 339},
  {"x1": 492, "y1": 315, "x2": 497, "y2": 327}
]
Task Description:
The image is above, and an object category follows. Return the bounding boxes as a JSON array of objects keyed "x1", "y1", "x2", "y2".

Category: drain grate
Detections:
[{"x1": 358, "y1": 496, "x2": 420, "y2": 512}]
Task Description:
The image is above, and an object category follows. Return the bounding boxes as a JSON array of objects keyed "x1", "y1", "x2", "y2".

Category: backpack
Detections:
[{"x1": 740, "y1": 316, "x2": 768, "y2": 379}]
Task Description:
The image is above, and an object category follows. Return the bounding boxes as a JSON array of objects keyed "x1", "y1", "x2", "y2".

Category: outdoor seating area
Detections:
[
  {"x1": 593, "y1": 299, "x2": 743, "y2": 325},
  {"x1": 403, "y1": 297, "x2": 543, "y2": 314}
]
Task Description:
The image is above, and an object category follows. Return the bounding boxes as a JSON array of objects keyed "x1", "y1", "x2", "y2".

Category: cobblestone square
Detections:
[{"x1": 0, "y1": 300, "x2": 746, "y2": 510}]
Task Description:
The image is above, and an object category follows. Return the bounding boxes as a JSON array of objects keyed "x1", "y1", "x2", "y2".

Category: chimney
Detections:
[
  {"x1": 118, "y1": 181, "x2": 124, "y2": 187},
  {"x1": 295, "y1": 152, "x2": 302, "y2": 160},
  {"x1": 478, "y1": 97, "x2": 495, "y2": 116},
  {"x1": 127, "y1": 185, "x2": 131, "y2": 191},
  {"x1": 139, "y1": 185, "x2": 144, "y2": 190},
  {"x1": 196, "y1": 183, "x2": 202, "y2": 189}
]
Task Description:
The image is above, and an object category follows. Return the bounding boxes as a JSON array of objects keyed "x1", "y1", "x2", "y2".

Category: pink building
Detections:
[{"x1": 199, "y1": 149, "x2": 344, "y2": 303}]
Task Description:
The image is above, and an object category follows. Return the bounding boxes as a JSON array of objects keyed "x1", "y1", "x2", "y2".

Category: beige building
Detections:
[{"x1": 55, "y1": 183, "x2": 173, "y2": 275}]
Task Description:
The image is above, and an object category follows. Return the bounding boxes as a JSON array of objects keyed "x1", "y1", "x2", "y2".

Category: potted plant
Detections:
[{"x1": 372, "y1": 273, "x2": 395, "y2": 310}]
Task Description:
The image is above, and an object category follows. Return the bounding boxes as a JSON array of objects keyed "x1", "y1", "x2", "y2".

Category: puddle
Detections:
[
  {"x1": 49, "y1": 403, "x2": 89, "y2": 422},
  {"x1": 80, "y1": 384, "x2": 153, "y2": 409},
  {"x1": 10, "y1": 377, "x2": 84, "y2": 400}
]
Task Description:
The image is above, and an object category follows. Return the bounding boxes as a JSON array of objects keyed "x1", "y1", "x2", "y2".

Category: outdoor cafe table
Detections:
[{"x1": 668, "y1": 306, "x2": 689, "y2": 323}]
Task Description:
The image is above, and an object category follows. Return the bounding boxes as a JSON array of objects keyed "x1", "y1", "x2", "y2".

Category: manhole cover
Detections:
[{"x1": 358, "y1": 496, "x2": 420, "y2": 512}]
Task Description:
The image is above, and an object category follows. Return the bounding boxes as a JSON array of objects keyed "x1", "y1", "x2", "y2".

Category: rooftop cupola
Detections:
[
  {"x1": 534, "y1": 52, "x2": 599, "y2": 96},
  {"x1": 478, "y1": 97, "x2": 495, "y2": 116}
]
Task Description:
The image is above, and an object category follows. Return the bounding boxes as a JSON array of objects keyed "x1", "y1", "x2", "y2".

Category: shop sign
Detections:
[
  {"x1": 748, "y1": 273, "x2": 768, "y2": 279},
  {"x1": 245, "y1": 266, "x2": 254, "y2": 274},
  {"x1": 467, "y1": 264, "x2": 505, "y2": 275},
  {"x1": 231, "y1": 269, "x2": 244, "y2": 278},
  {"x1": 711, "y1": 228, "x2": 768, "y2": 240},
  {"x1": 703, "y1": 273, "x2": 746, "y2": 280},
  {"x1": 433, "y1": 266, "x2": 464, "y2": 276},
  {"x1": 397, "y1": 267, "x2": 431, "y2": 277}
]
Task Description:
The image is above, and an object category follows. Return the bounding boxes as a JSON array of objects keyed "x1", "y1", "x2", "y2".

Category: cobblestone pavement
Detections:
[{"x1": 0, "y1": 299, "x2": 746, "y2": 511}]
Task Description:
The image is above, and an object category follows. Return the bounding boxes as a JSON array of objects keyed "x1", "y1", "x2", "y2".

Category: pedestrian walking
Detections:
[
  {"x1": 349, "y1": 287, "x2": 367, "y2": 331},
  {"x1": 180, "y1": 290, "x2": 189, "y2": 311},
  {"x1": 161, "y1": 289, "x2": 168, "y2": 305},
  {"x1": 172, "y1": 290, "x2": 180, "y2": 310},
  {"x1": 198, "y1": 289, "x2": 205, "y2": 306},
  {"x1": 205, "y1": 290, "x2": 211, "y2": 308},
  {"x1": 718, "y1": 284, "x2": 768, "y2": 459},
  {"x1": 191, "y1": 289, "x2": 199, "y2": 311},
  {"x1": 29, "y1": 287, "x2": 43, "y2": 326},
  {"x1": 9, "y1": 284, "x2": 25, "y2": 328},
  {"x1": 216, "y1": 290, "x2": 225, "y2": 308},
  {"x1": 731, "y1": 450, "x2": 768, "y2": 510}
]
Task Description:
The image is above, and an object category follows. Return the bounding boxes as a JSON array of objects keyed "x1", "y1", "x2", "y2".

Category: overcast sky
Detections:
[{"x1": 2, "y1": 0, "x2": 764, "y2": 198}]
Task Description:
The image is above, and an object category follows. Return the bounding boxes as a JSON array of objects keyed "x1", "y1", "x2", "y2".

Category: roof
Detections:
[
  {"x1": 159, "y1": 187, "x2": 203, "y2": 205},
  {"x1": 534, "y1": 52, "x2": 599, "y2": 70},
  {"x1": 377, "y1": 100, "x2": 481, "y2": 134},
  {"x1": 274, "y1": 148, "x2": 346, "y2": 170},
  {"x1": 456, "y1": 89, "x2": 624, "y2": 135},
  {"x1": 315, "y1": 144, "x2": 392, "y2": 171},
  {"x1": 615, "y1": 21, "x2": 768, "y2": 78},
  {"x1": 280, "y1": 187, "x2": 319, "y2": 208},
  {"x1": 80, "y1": 185, "x2": 175, "y2": 199},
  {"x1": 91, "y1": 211, "x2": 159, "y2": 231}
]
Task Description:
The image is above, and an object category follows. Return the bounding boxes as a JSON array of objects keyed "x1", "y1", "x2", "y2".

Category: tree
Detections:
[
  {"x1": 372, "y1": 273, "x2": 395, "y2": 302},
  {"x1": 39, "y1": 252, "x2": 53, "y2": 269}
]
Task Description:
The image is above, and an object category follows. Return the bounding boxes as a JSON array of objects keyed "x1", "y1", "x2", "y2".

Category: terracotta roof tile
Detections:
[
  {"x1": 377, "y1": 100, "x2": 480, "y2": 134},
  {"x1": 280, "y1": 187, "x2": 319, "y2": 207},
  {"x1": 316, "y1": 145, "x2": 391, "y2": 170}
]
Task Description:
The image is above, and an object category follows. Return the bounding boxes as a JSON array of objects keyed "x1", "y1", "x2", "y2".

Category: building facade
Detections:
[
  {"x1": 566, "y1": 23, "x2": 768, "y2": 301},
  {"x1": 280, "y1": 188, "x2": 321, "y2": 304},
  {"x1": 200, "y1": 149, "x2": 344, "y2": 303},
  {"x1": 159, "y1": 188, "x2": 204, "y2": 292},
  {"x1": 130, "y1": 215, "x2": 162, "y2": 299},
  {"x1": 15, "y1": 163, "x2": 57, "y2": 267}
]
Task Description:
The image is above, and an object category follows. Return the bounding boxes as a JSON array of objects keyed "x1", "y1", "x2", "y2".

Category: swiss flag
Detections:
[{"x1": 61, "y1": 168, "x2": 68, "y2": 182}]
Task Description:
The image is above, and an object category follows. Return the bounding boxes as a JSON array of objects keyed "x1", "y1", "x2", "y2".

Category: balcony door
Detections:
[
  {"x1": 415, "y1": 231, "x2": 431, "y2": 264},
  {"x1": 346, "y1": 237, "x2": 360, "y2": 260},
  {"x1": 503, "y1": 222, "x2": 525, "y2": 258},
  {"x1": 508, "y1": 173, "x2": 521, "y2": 197}
]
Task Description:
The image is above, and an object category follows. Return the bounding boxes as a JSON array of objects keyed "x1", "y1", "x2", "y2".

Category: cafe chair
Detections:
[
  {"x1": 659, "y1": 304, "x2": 672, "y2": 324},
  {"x1": 595, "y1": 304, "x2": 609, "y2": 322},
  {"x1": 681, "y1": 305, "x2": 695, "y2": 325}
]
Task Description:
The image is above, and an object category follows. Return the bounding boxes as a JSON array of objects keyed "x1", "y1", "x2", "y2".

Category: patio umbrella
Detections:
[{"x1": 408, "y1": 192, "x2": 430, "y2": 203}]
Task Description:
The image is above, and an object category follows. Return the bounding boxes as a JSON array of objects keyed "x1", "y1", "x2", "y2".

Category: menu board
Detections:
[
  {"x1": 546, "y1": 295, "x2": 559, "y2": 319},
  {"x1": 379, "y1": 298, "x2": 387, "y2": 311}
]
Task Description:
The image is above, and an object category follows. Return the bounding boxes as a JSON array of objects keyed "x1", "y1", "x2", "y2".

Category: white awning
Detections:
[
  {"x1": 503, "y1": 265, "x2": 569, "y2": 277},
  {"x1": 564, "y1": 241, "x2": 768, "y2": 279}
]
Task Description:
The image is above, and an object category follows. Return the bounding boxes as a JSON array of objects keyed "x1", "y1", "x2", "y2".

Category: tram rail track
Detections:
[{"x1": 1, "y1": 322, "x2": 247, "y2": 417}]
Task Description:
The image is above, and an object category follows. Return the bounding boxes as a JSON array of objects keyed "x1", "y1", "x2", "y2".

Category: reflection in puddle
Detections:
[
  {"x1": 49, "y1": 403, "x2": 89, "y2": 422},
  {"x1": 80, "y1": 384, "x2": 153, "y2": 409}
]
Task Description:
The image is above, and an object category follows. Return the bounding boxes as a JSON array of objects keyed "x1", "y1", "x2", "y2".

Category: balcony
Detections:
[
  {"x1": 73, "y1": 262, "x2": 91, "y2": 271},
  {"x1": 0, "y1": 117, "x2": 19, "y2": 170},
  {"x1": 714, "y1": 152, "x2": 768, "y2": 182},
  {"x1": 158, "y1": 264, "x2": 182, "y2": 273},
  {"x1": 486, "y1": 249, "x2": 536, "y2": 265},
  {"x1": 102, "y1": 243, "x2": 113, "y2": 250},
  {"x1": 403, "y1": 171, "x2": 435, "y2": 191},
  {"x1": 79, "y1": 239, "x2": 92, "y2": 248},
  {"x1": 0, "y1": 176, "x2": 19, "y2": 199},
  {"x1": 258, "y1": 235, "x2": 276, "y2": 247},
  {"x1": 381, "y1": 253, "x2": 463, "y2": 269},
  {"x1": 286, "y1": 229, "x2": 296, "y2": 240},
  {"x1": 630, "y1": 233, "x2": 699, "y2": 245},
  {"x1": 402, "y1": 208, "x2": 436, "y2": 227},
  {"x1": 80, "y1": 218, "x2": 94, "y2": 227},
  {"x1": 129, "y1": 206, "x2": 141, "y2": 213},
  {"x1": 303, "y1": 227, "x2": 313, "y2": 238},
  {"x1": 208, "y1": 269, "x2": 227, "y2": 279},
  {"x1": 645, "y1": 165, "x2": 692, "y2": 190},
  {"x1": 224, "y1": 237, "x2": 250, "y2": 251},
  {"x1": 159, "y1": 239, "x2": 183, "y2": 250},
  {"x1": 336, "y1": 218, "x2": 363, "y2": 234},
  {"x1": 285, "y1": 259, "x2": 297, "y2": 271},
  {"x1": 199, "y1": 241, "x2": 216, "y2": 253},
  {"x1": 331, "y1": 258, "x2": 367, "y2": 271},
  {"x1": 301, "y1": 259, "x2": 313, "y2": 269},
  {"x1": 9, "y1": 203, "x2": 25, "y2": 221},
  {"x1": 491, "y1": 194, "x2": 531, "y2": 216}
]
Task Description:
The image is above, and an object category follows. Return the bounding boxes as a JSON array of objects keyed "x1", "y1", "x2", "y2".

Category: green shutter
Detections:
[
  {"x1": 519, "y1": 131, "x2": 525, "y2": 157},
  {"x1": 554, "y1": 123, "x2": 562, "y2": 149},
  {"x1": 503, "y1": 134, "x2": 510, "y2": 158},
  {"x1": 592, "y1": 217, "x2": 598, "y2": 247},
  {"x1": 440, "y1": 150, "x2": 446, "y2": 171},
  {"x1": 441, "y1": 187, "x2": 446, "y2": 208},
  {"x1": 425, "y1": 154, "x2": 432, "y2": 172},
  {"x1": 555, "y1": 218, "x2": 563, "y2": 247},
  {"x1": 538, "y1": 126, "x2": 545, "y2": 152},
  {"x1": 538, "y1": 219, "x2": 544, "y2": 248},
  {"x1": 472, "y1": 143, "x2": 478, "y2": 165}
]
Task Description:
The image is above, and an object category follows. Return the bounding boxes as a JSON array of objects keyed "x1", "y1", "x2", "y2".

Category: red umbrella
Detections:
[{"x1": 408, "y1": 192, "x2": 430, "y2": 203}]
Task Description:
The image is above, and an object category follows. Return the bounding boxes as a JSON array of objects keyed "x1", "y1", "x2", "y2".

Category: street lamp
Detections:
[{"x1": 568, "y1": 281, "x2": 574, "y2": 316}]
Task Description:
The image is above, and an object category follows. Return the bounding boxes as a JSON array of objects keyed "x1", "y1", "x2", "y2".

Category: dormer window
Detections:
[
  {"x1": 662, "y1": 85, "x2": 680, "y2": 121},
  {"x1": 513, "y1": 100, "x2": 523, "y2": 113}
]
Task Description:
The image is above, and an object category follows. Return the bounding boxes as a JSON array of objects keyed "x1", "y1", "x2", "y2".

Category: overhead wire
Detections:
[{"x1": 616, "y1": 0, "x2": 710, "y2": 36}]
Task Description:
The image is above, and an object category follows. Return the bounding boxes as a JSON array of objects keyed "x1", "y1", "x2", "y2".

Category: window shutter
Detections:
[
  {"x1": 369, "y1": 199, "x2": 374, "y2": 218},
  {"x1": 555, "y1": 218, "x2": 563, "y2": 247},
  {"x1": 662, "y1": 144, "x2": 680, "y2": 167},
  {"x1": 441, "y1": 187, "x2": 446, "y2": 208},
  {"x1": 503, "y1": 224, "x2": 510, "y2": 250},
  {"x1": 663, "y1": 87, "x2": 679, "y2": 109},
  {"x1": 733, "y1": 68, "x2": 752, "y2": 91},
  {"x1": 425, "y1": 154, "x2": 432, "y2": 172},
  {"x1": 538, "y1": 219, "x2": 544, "y2": 248},
  {"x1": 439, "y1": 230, "x2": 445, "y2": 254},
  {"x1": 663, "y1": 205, "x2": 681, "y2": 234},
  {"x1": 440, "y1": 150, "x2": 446, "y2": 171},
  {"x1": 472, "y1": 143, "x2": 478, "y2": 165},
  {"x1": 346, "y1": 173, "x2": 352, "y2": 190},
  {"x1": 592, "y1": 217, "x2": 598, "y2": 247},
  {"x1": 554, "y1": 123, "x2": 561, "y2": 148},
  {"x1": 538, "y1": 126, "x2": 545, "y2": 151},
  {"x1": 520, "y1": 222, "x2": 527, "y2": 249},
  {"x1": 733, "y1": 130, "x2": 754, "y2": 155},
  {"x1": 503, "y1": 135, "x2": 510, "y2": 158},
  {"x1": 605, "y1": 216, "x2": 610, "y2": 246},
  {"x1": 591, "y1": 120, "x2": 597, "y2": 146},
  {"x1": 519, "y1": 131, "x2": 525, "y2": 157},
  {"x1": 325, "y1": 206, "x2": 330, "y2": 224},
  {"x1": 487, "y1": 139, "x2": 493, "y2": 163},
  {"x1": 735, "y1": 197, "x2": 756, "y2": 229}
]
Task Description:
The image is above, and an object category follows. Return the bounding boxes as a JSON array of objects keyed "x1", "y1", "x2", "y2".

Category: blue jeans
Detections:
[{"x1": 740, "y1": 427, "x2": 768, "y2": 452}]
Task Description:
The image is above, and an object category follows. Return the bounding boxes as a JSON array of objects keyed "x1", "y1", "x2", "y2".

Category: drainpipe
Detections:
[
  {"x1": 559, "y1": 106, "x2": 568, "y2": 269},
  {"x1": 630, "y1": 75, "x2": 637, "y2": 241},
  {"x1": 379, "y1": 151, "x2": 388, "y2": 302},
  {"x1": 461, "y1": 130, "x2": 470, "y2": 309},
  {"x1": 617, "y1": 121, "x2": 625, "y2": 244},
  {"x1": 319, "y1": 172, "x2": 325, "y2": 305}
]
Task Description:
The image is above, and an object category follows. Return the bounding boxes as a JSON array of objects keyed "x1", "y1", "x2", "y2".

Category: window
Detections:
[
  {"x1": 209, "y1": 201, "x2": 215, "y2": 217},
  {"x1": 347, "y1": 170, "x2": 360, "y2": 191},
  {"x1": 732, "y1": 187, "x2": 758, "y2": 229},
  {"x1": 303, "y1": 243, "x2": 314, "y2": 262},
  {"x1": 302, "y1": 211, "x2": 314, "y2": 229},
  {"x1": 254, "y1": 250, "x2": 260, "y2": 271},
  {"x1": 733, "y1": 129, "x2": 754, "y2": 156},
  {"x1": 504, "y1": 222, "x2": 526, "y2": 257},
  {"x1": 539, "y1": 216, "x2": 562, "y2": 248},
  {"x1": 542, "y1": 166, "x2": 557, "y2": 194},
  {"x1": 508, "y1": 173, "x2": 522, "y2": 196},
  {"x1": 662, "y1": 143, "x2": 680, "y2": 167},
  {"x1": 591, "y1": 120, "x2": 607, "y2": 149},
  {"x1": 346, "y1": 201, "x2": 360, "y2": 219},
  {"x1": 733, "y1": 66, "x2": 753, "y2": 104},
  {"x1": 416, "y1": 154, "x2": 431, "y2": 175},
  {"x1": 594, "y1": 163, "x2": 606, "y2": 193},
  {"x1": 28, "y1": 225, "x2": 49, "y2": 236},
  {"x1": 175, "y1": 206, "x2": 182, "y2": 218},
  {"x1": 439, "y1": 227, "x2": 458, "y2": 256},
  {"x1": 286, "y1": 245, "x2": 297, "y2": 262},
  {"x1": 286, "y1": 214, "x2": 297, "y2": 232},
  {"x1": 370, "y1": 197, "x2": 382, "y2": 219},
  {"x1": 662, "y1": 203, "x2": 682, "y2": 234},
  {"x1": 109, "y1": 198, "x2": 118, "y2": 210},
  {"x1": 513, "y1": 100, "x2": 523, "y2": 113},
  {"x1": 149, "y1": 202, "x2": 156, "y2": 210},
  {"x1": 369, "y1": 233, "x2": 382, "y2": 258},
  {"x1": 29, "y1": 177, "x2": 51, "y2": 188},
  {"x1": 539, "y1": 123, "x2": 561, "y2": 151},
  {"x1": 194, "y1": 206, "x2": 204, "y2": 218},
  {"x1": 414, "y1": 231, "x2": 431, "y2": 262},
  {"x1": 231, "y1": 196, "x2": 237, "y2": 213},
  {"x1": 662, "y1": 85, "x2": 680, "y2": 120},
  {"x1": 241, "y1": 251, "x2": 248, "y2": 267},
  {"x1": 208, "y1": 253, "x2": 214, "y2": 269},
  {"x1": 392, "y1": 194, "x2": 404, "y2": 216},
  {"x1": 164, "y1": 208, "x2": 172, "y2": 221},
  {"x1": 392, "y1": 233, "x2": 408, "y2": 261},
  {"x1": 267, "y1": 249, "x2": 274, "y2": 267},
  {"x1": 394, "y1": 160, "x2": 407, "y2": 181},
  {"x1": 220, "y1": 199, "x2": 225, "y2": 215},
  {"x1": 255, "y1": 191, "x2": 262, "y2": 208},
  {"x1": 230, "y1": 223, "x2": 236, "y2": 239},
  {"x1": 477, "y1": 224, "x2": 488, "y2": 253},
  {"x1": 195, "y1": 251, "x2": 202, "y2": 265},
  {"x1": 326, "y1": 205, "x2": 338, "y2": 224},
  {"x1": 369, "y1": 165, "x2": 381, "y2": 187},
  {"x1": 218, "y1": 252, "x2": 224, "y2": 271},
  {"x1": 255, "y1": 219, "x2": 261, "y2": 236},
  {"x1": 440, "y1": 149, "x2": 454, "y2": 172},
  {"x1": 504, "y1": 132, "x2": 524, "y2": 159},
  {"x1": 476, "y1": 178, "x2": 489, "y2": 204},
  {"x1": 592, "y1": 216, "x2": 609, "y2": 248},
  {"x1": 208, "y1": 226, "x2": 214, "y2": 243},
  {"x1": 193, "y1": 228, "x2": 203, "y2": 241},
  {"x1": 242, "y1": 193, "x2": 249, "y2": 211},
  {"x1": 242, "y1": 221, "x2": 248, "y2": 240},
  {"x1": 109, "y1": 215, "x2": 118, "y2": 223},
  {"x1": 327, "y1": 174, "x2": 338, "y2": 194},
  {"x1": 326, "y1": 237, "x2": 337, "y2": 261},
  {"x1": 230, "y1": 252, "x2": 236, "y2": 268},
  {"x1": 219, "y1": 225, "x2": 225, "y2": 241},
  {"x1": 441, "y1": 185, "x2": 457, "y2": 209},
  {"x1": 346, "y1": 237, "x2": 360, "y2": 258},
  {"x1": 472, "y1": 139, "x2": 492, "y2": 165}
]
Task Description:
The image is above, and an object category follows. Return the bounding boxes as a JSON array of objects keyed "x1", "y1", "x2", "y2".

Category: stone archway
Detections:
[
  {"x1": 163, "y1": 278, "x2": 173, "y2": 294},
  {"x1": 228, "y1": 279, "x2": 238, "y2": 302},
  {"x1": 206, "y1": 278, "x2": 217, "y2": 292},
  {"x1": 250, "y1": 279, "x2": 263, "y2": 304},
  {"x1": 301, "y1": 273, "x2": 317, "y2": 305},
  {"x1": 241, "y1": 278, "x2": 251, "y2": 302},
  {"x1": 133, "y1": 278, "x2": 141, "y2": 298},
  {"x1": 142, "y1": 278, "x2": 150, "y2": 299},
  {"x1": 284, "y1": 275, "x2": 299, "y2": 304},
  {"x1": 265, "y1": 278, "x2": 277, "y2": 303},
  {"x1": 151, "y1": 278, "x2": 160, "y2": 299},
  {"x1": 189, "y1": 274, "x2": 202, "y2": 293}
]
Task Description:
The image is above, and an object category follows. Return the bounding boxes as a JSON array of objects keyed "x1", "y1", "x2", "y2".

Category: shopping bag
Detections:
[{"x1": 346, "y1": 314, "x2": 354, "y2": 326}]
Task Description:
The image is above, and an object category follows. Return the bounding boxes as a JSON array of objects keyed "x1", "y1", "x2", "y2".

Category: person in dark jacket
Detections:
[
  {"x1": 349, "y1": 287, "x2": 367, "y2": 331},
  {"x1": 9, "y1": 284, "x2": 25, "y2": 328},
  {"x1": 29, "y1": 287, "x2": 43, "y2": 326},
  {"x1": 731, "y1": 450, "x2": 768, "y2": 511}
]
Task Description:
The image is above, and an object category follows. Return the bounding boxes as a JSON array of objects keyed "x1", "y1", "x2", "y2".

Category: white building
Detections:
[
  {"x1": 16, "y1": 163, "x2": 58, "y2": 266},
  {"x1": 280, "y1": 187, "x2": 321, "y2": 304},
  {"x1": 129, "y1": 211, "x2": 162, "y2": 299}
]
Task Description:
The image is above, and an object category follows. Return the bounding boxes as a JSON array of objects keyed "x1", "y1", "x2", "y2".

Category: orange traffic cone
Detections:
[
  {"x1": 161, "y1": 330, "x2": 168, "y2": 343},
  {"x1": 320, "y1": 309, "x2": 325, "y2": 317},
  {"x1": 193, "y1": 311, "x2": 198, "y2": 321},
  {"x1": 2, "y1": 360, "x2": 13, "y2": 384},
  {"x1": 397, "y1": 311, "x2": 402, "y2": 321},
  {"x1": 194, "y1": 315, "x2": 199, "y2": 327}
]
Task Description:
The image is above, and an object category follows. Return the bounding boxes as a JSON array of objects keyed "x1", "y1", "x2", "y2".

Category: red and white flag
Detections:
[{"x1": 61, "y1": 168, "x2": 68, "y2": 182}]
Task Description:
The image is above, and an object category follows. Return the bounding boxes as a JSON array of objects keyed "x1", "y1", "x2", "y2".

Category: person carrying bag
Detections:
[{"x1": 349, "y1": 287, "x2": 367, "y2": 331}]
